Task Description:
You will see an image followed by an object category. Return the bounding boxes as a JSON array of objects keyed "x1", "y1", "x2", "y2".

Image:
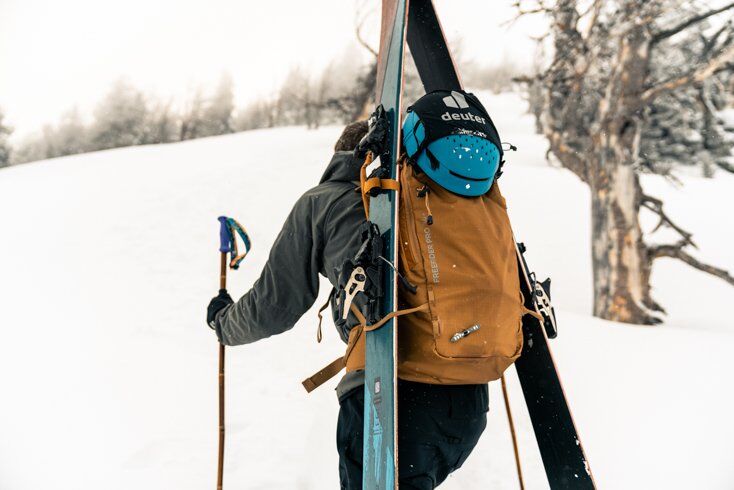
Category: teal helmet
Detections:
[{"x1": 402, "y1": 90, "x2": 503, "y2": 196}]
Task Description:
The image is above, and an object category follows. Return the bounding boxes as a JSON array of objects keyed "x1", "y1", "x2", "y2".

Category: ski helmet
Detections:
[{"x1": 402, "y1": 90, "x2": 503, "y2": 196}]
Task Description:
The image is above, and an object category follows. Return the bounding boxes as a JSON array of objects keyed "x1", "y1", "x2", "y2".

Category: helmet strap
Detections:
[{"x1": 425, "y1": 147, "x2": 441, "y2": 170}]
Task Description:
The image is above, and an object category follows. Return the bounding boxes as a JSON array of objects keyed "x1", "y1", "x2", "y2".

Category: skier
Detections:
[{"x1": 207, "y1": 91, "x2": 515, "y2": 489}]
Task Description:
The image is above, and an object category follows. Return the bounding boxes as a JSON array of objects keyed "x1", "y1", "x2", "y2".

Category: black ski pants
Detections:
[{"x1": 336, "y1": 379, "x2": 488, "y2": 489}]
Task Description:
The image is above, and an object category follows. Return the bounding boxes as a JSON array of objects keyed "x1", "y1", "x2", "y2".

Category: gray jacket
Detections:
[{"x1": 215, "y1": 151, "x2": 366, "y2": 397}]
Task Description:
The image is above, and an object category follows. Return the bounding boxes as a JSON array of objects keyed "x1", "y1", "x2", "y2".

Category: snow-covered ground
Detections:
[{"x1": 1, "y1": 92, "x2": 733, "y2": 489}]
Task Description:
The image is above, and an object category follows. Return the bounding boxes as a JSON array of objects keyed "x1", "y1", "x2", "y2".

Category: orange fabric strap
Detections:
[
  {"x1": 359, "y1": 151, "x2": 400, "y2": 219},
  {"x1": 315, "y1": 292, "x2": 333, "y2": 344},
  {"x1": 348, "y1": 301, "x2": 428, "y2": 333},
  {"x1": 302, "y1": 303, "x2": 428, "y2": 393},
  {"x1": 522, "y1": 306, "x2": 544, "y2": 323},
  {"x1": 301, "y1": 356, "x2": 346, "y2": 393},
  {"x1": 349, "y1": 302, "x2": 367, "y2": 326},
  {"x1": 363, "y1": 303, "x2": 429, "y2": 332},
  {"x1": 363, "y1": 177, "x2": 400, "y2": 195}
]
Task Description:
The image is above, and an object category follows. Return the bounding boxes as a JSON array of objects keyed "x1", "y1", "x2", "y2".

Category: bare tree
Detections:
[
  {"x1": 12, "y1": 134, "x2": 46, "y2": 164},
  {"x1": 278, "y1": 66, "x2": 312, "y2": 126},
  {"x1": 53, "y1": 108, "x2": 88, "y2": 156},
  {"x1": 518, "y1": 0, "x2": 734, "y2": 324},
  {"x1": 90, "y1": 79, "x2": 148, "y2": 150},
  {"x1": 234, "y1": 99, "x2": 277, "y2": 131},
  {"x1": 0, "y1": 109, "x2": 12, "y2": 168},
  {"x1": 179, "y1": 88, "x2": 205, "y2": 141},
  {"x1": 144, "y1": 99, "x2": 177, "y2": 144},
  {"x1": 308, "y1": 61, "x2": 337, "y2": 129},
  {"x1": 325, "y1": 2, "x2": 379, "y2": 123},
  {"x1": 201, "y1": 73, "x2": 235, "y2": 136}
]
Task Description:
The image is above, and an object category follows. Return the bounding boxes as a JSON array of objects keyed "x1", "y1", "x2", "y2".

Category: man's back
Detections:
[{"x1": 214, "y1": 151, "x2": 365, "y2": 348}]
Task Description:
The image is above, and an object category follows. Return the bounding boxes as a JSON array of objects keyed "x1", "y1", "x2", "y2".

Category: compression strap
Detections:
[
  {"x1": 359, "y1": 151, "x2": 400, "y2": 219},
  {"x1": 302, "y1": 302, "x2": 428, "y2": 393}
]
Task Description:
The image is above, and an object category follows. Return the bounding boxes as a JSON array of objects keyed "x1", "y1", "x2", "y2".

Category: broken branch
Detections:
[
  {"x1": 650, "y1": 243, "x2": 734, "y2": 286},
  {"x1": 641, "y1": 194, "x2": 697, "y2": 248}
]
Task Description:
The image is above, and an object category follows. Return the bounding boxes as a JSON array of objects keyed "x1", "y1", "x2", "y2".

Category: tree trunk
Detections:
[
  {"x1": 589, "y1": 162, "x2": 659, "y2": 324},
  {"x1": 587, "y1": 14, "x2": 663, "y2": 325}
]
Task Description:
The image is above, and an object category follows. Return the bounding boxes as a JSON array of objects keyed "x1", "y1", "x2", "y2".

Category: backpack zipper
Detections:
[{"x1": 417, "y1": 185, "x2": 433, "y2": 225}]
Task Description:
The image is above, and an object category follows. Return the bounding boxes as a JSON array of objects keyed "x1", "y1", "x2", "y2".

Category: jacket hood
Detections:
[{"x1": 319, "y1": 151, "x2": 363, "y2": 184}]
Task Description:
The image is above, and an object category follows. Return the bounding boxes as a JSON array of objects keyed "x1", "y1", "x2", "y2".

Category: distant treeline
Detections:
[{"x1": 0, "y1": 45, "x2": 526, "y2": 167}]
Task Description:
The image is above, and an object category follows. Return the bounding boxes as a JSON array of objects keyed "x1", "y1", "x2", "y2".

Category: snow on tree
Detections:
[
  {"x1": 234, "y1": 99, "x2": 278, "y2": 131},
  {"x1": 179, "y1": 88, "x2": 206, "y2": 141},
  {"x1": 639, "y1": 22, "x2": 734, "y2": 177},
  {"x1": 50, "y1": 108, "x2": 88, "y2": 157},
  {"x1": 11, "y1": 134, "x2": 46, "y2": 165},
  {"x1": 0, "y1": 109, "x2": 12, "y2": 168},
  {"x1": 201, "y1": 73, "x2": 235, "y2": 136},
  {"x1": 277, "y1": 67, "x2": 313, "y2": 126},
  {"x1": 90, "y1": 80, "x2": 148, "y2": 150},
  {"x1": 12, "y1": 108, "x2": 89, "y2": 163},
  {"x1": 144, "y1": 100, "x2": 177, "y2": 144},
  {"x1": 516, "y1": 0, "x2": 734, "y2": 325}
]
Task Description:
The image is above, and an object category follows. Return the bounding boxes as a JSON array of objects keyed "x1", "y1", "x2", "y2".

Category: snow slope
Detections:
[{"x1": 1, "y1": 93, "x2": 733, "y2": 489}]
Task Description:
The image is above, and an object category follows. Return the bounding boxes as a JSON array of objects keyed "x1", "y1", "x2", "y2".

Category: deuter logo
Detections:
[
  {"x1": 441, "y1": 111, "x2": 487, "y2": 125},
  {"x1": 442, "y1": 91, "x2": 469, "y2": 109},
  {"x1": 441, "y1": 90, "x2": 487, "y2": 124}
]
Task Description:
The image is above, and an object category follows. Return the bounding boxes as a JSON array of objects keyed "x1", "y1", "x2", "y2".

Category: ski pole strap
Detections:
[{"x1": 222, "y1": 217, "x2": 252, "y2": 270}]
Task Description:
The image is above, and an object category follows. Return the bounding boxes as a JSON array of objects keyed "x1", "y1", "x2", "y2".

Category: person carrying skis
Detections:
[{"x1": 207, "y1": 90, "x2": 522, "y2": 489}]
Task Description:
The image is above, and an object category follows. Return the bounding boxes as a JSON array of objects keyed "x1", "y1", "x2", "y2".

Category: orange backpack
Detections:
[{"x1": 303, "y1": 158, "x2": 529, "y2": 392}]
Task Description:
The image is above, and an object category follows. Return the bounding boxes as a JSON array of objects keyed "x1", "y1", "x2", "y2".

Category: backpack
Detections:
[{"x1": 302, "y1": 155, "x2": 531, "y2": 392}]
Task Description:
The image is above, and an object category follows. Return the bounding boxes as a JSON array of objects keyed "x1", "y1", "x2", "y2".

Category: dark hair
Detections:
[{"x1": 334, "y1": 121, "x2": 369, "y2": 152}]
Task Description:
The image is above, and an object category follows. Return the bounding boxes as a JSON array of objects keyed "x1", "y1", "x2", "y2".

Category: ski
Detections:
[
  {"x1": 405, "y1": 1, "x2": 595, "y2": 488},
  {"x1": 363, "y1": 1, "x2": 409, "y2": 488},
  {"x1": 514, "y1": 243, "x2": 595, "y2": 488},
  {"x1": 406, "y1": 0, "x2": 460, "y2": 92}
]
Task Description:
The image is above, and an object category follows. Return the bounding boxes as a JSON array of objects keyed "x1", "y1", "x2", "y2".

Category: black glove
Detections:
[{"x1": 207, "y1": 289, "x2": 233, "y2": 330}]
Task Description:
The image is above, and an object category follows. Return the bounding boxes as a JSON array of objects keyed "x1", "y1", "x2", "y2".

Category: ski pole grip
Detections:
[{"x1": 218, "y1": 216, "x2": 231, "y2": 253}]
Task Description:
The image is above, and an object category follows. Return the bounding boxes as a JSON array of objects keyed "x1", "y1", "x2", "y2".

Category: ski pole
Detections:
[
  {"x1": 215, "y1": 216, "x2": 251, "y2": 490},
  {"x1": 217, "y1": 216, "x2": 229, "y2": 490},
  {"x1": 501, "y1": 374, "x2": 525, "y2": 490}
]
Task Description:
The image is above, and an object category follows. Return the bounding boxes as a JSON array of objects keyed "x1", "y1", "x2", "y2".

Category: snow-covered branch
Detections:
[
  {"x1": 651, "y1": 2, "x2": 734, "y2": 45},
  {"x1": 641, "y1": 43, "x2": 734, "y2": 104}
]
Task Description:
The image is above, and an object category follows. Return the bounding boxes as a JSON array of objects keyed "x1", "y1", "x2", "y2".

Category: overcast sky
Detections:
[{"x1": 0, "y1": 0, "x2": 546, "y2": 139}]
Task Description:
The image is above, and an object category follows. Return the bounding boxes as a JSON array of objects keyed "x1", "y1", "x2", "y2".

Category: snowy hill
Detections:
[{"x1": 1, "y1": 93, "x2": 733, "y2": 489}]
